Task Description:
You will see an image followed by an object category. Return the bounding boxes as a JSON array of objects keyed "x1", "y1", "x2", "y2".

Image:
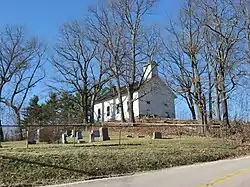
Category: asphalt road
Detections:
[{"x1": 45, "y1": 156, "x2": 250, "y2": 187}]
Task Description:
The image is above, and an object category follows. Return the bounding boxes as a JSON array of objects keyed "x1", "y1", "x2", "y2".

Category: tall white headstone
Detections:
[{"x1": 62, "y1": 133, "x2": 67, "y2": 144}]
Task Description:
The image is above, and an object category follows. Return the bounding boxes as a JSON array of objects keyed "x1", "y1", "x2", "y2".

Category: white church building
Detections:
[{"x1": 93, "y1": 63, "x2": 176, "y2": 122}]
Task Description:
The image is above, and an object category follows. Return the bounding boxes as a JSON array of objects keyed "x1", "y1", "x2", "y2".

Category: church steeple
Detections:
[{"x1": 143, "y1": 60, "x2": 158, "y2": 80}]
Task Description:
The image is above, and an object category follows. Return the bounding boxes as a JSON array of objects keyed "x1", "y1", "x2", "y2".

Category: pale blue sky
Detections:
[{"x1": 0, "y1": 0, "x2": 183, "y2": 43}]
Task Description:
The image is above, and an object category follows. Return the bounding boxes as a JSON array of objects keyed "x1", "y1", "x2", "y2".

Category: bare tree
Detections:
[
  {"x1": 162, "y1": 0, "x2": 207, "y2": 125},
  {"x1": 202, "y1": 23, "x2": 222, "y2": 121},
  {"x1": 161, "y1": 41, "x2": 197, "y2": 120},
  {"x1": 198, "y1": 0, "x2": 246, "y2": 127},
  {"x1": 241, "y1": 0, "x2": 250, "y2": 62},
  {"x1": 87, "y1": 3, "x2": 128, "y2": 122},
  {"x1": 0, "y1": 26, "x2": 46, "y2": 140},
  {"x1": 89, "y1": 41, "x2": 111, "y2": 123},
  {"x1": 88, "y1": 0, "x2": 159, "y2": 122},
  {"x1": 163, "y1": 0, "x2": 248, "y2": 128},
  {"x1": 53, "y1": 21, "x2": 110, "y2": 123},
  {"x1": 109, "y1": 0, "x2": 158, "y2": 122}
]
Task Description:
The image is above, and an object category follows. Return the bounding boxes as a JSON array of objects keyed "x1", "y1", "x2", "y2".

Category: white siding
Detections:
[
  {"x1": 94, "y1": 92, "x2": 139, "y2": 122},
  {"x1": 94, "y1": 77, "x2": 176, "y2": 122},
  {"x1": 138, "y1": 78, "x2": 175, "y2": 118}
]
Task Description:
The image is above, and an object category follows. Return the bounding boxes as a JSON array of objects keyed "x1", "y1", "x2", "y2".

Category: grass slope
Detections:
[{"x1": 0, "y1": 137, "x2": 238, "y2": 186}]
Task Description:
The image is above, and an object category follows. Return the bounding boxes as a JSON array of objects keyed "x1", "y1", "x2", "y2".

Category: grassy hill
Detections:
[{"x1": 0, "y1": 136, "x2": 242, "y2": 186}]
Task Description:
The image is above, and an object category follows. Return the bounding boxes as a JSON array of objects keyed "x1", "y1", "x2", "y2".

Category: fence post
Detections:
[
  {"x1": 26, "y1": 125, "x2": 29, "y2": 149},
  {"x1": 0, "y1": 130, "x2": 1, "y2": 148},
  {"x1": 73, "y1": 125, "x2": 76, "y2": 147},
  {"x1": 0, "y1": 119, "x2": 3, "y2": 148},
  {"x1": 118, "y1": 127, "x2": 122, "y2": 145}
]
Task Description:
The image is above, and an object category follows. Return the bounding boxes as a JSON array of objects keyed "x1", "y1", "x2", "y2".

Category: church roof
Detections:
[
  {"x1": 95, "y1": 82, "x2": 140, "y2": 104},
  {"x1": 95, "y1": 76, "x2": 177, "y2": 104}
]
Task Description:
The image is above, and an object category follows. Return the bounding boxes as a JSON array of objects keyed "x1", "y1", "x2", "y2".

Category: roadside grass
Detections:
[{"x1": 0, "y1": 136, "x2": 240, "y2": 186}]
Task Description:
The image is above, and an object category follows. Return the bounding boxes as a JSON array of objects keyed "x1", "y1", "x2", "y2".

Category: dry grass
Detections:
[{"x1": 0, "y1": 136, "x2": 240, "y2": 186}]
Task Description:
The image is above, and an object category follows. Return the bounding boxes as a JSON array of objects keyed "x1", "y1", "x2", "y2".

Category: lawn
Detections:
[{"x1": 0, "y1": 136, "x2": 241, "y2": 186}]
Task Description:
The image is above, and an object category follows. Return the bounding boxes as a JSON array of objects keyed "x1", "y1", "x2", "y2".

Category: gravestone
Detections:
[
  {"x1": 92, "y1": 130, "x2": 100, "y2": 137},
  {"x1": 71, "y1": 130, "x2": 76, "y2": 137},
  {"x1": 152, "y1": 132, "x2": 162, "y2": 139},
  {"x1": 28, "y1": 131, "x2": 36, "y2": 144},
  {"x1": 37, "y1": 127, "x2": 54, "y2": 143},
  {"x1": 62, "y1": 133, "x2": 68, "y2": 144},
  {"x1": 76, "y1": 130, "x2": 84, "y2": 143},
  {"x1": 76, "y1": 130, "x2": 83, "y2": 140},
  {"x1": 89, "y1": 130, "x2": 100, "y2": 143},
  {"x1": 66, "y1": 130, "x2": 71, "y2": 136},
  {"x1": 99, "y1": 127, "x2": 110, "y2": 141},
  {"x1": 89, "y1": 133, "x2": 95, "y2": 143}
]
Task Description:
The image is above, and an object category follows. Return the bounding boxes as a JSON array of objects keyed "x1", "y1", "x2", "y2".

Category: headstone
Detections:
[
  {"x1": 138, "y1": 135, "x2": 145, "y2": 138},
  {"x1": 92, "y1": 130, "x2": 100, "y2": 137},
  {"x1": 71, "y1": 130, "x2": 76, "y2": 137},
  {"x1": 89, "y1": 133, "x2": 95, "y2": 143},
  {"x1": 76, "y1": 130, "x2": 83, "y2": 140},
  {"x1": 37, "y1": 127, "x2": 55, "y2": 143},
  {"x1": 37, "y1": 129, "x2": 41, "y2": 141},
  {"x1": 28, "y1": 131, "x2": 36, "y2": 144},
  {"x1": 62, "y1": 133, "x2": 68, "y2": 144},
  {"x1": 66, "y1": 130, "x2": 71, "y2": 136},
  {"x1": 71, "y1": 130, "x2": 74, "y2": 137},
  {"x1": 99, "y1": 127, "x2": 110, "y2": 141},
  {"x1": 152, "y1": 132, "x2": 162, "y2": 139}
]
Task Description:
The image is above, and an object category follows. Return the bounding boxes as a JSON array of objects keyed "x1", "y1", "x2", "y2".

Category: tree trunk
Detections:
[
  {"x1": 203, "y1": 94, "x2": 208, "y2": 126},
  {"x1": 0, "y1": 120, "x2": 3, "y2": 142},
  {"x1": 214, "y1": 70, "x2": 221, "y2": 121},
  {"x1": 193, "y1": 58, "x2": 204, "y2": 125},
  {"x1": 220, "y1": 73, "x2": 230, "y2": 127},
  {"x1": 208, "y1": 66, "x2": 213, "y2": 121},
  {"x1": 127, "y1": 86, "x2": 135, "y2": 123},
  {"x1": 187, "y1": 93, "x2": 196, "y2": 120},
  {"x1": 221, "y1": 91, "x2": 230, "y2": 127},
  {"x1": 81, "y1": 95, "x2": 88, "y2": 124},
  {"x1": 89, "y1": 95, "x2": 95, "y2": 123},
  {"x1": 129, "y1": 29, "x2": 136, "y2": 123},
  {"x1": 16, "y1": 111, "x2": 23, "y2": 140},
  {"x1": 116, "y1": 79, "x2": 125, "y2": 122},
  {"x1": 215, "y1": 87, "x2": 221, "y2": 121},
  {"x1": 190, "y1": 106, "x2": 196, "y2": 120},
  {"x1": 197, "y1": 105, "x2": 204, "y2": 124},
  {"x1": 0, "y1": 91, "x2": 4, "y2": 142}
]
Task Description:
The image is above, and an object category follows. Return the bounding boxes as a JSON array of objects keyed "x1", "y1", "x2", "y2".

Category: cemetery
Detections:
[
  {"x1": 24, "y1": 126, "x2": 111, "y2": 146},
  {"x1": 0, "y1": 119, "x2": 249, "y2": 186},
  {"x1": 0, "y1": 125, "x2": 244, "y2": 186}
]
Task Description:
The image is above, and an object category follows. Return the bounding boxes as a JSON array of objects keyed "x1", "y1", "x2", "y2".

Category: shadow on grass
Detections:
[
  {"x1": 0, "y1": 143, "x2": 141, "y2": 186},
  {"x1": 29, "y1": 143, "x2": 142, "y2": 149},
  {"x1": 0, "y1": 152, "x2": 137, "y2": 186},
  {"x1": 162, "y1": 137, "x2": 173, "y2": 140},
  {"x1": 75, "y1": 143, "x2": 142, "y2": 148},
  {"x1": 1, "y1": 143, "x2": 142, "y2": 152},
  {"x1": 1, "y1": 155, "x2": 88, "y2": 174}
]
